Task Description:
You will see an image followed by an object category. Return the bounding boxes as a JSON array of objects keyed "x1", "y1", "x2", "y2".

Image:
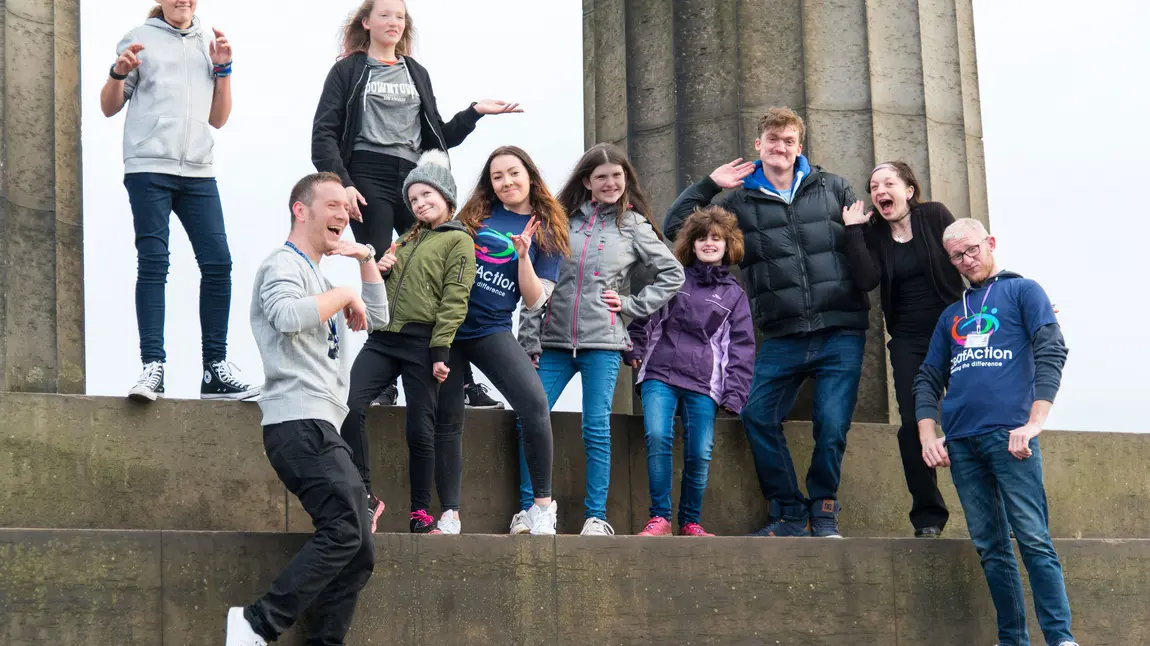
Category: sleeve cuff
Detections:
[
  {"x1": 1033, "y1": 387, "x2": 1058, "y2": 403},
  {"x1": 915, "y1": 405, "x2": 941, "y2": 424},
  {"x1": 429, "y1": 346, "x2": 450, "y2": 365}
]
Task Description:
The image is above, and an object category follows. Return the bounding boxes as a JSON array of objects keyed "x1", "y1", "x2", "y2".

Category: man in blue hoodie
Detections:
[
  {"x1": 914, "y1": 218, "x2": 1076, "y2": 646},
  {"x1": 665, "y1": 106, "x2": 872, "y2": 537}
]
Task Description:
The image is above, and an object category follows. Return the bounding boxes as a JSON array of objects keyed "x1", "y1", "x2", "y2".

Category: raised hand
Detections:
[
  {"x1": 473, "y1": 100, "x2": 523, "y2": 115},
  {"x1": 114, "y1": 44, "x2": 145, "y2": 77},
  {"x1": 709, "y1": 158, "x2": 757, "y2": 189},
  {"x1": 346, "y1": 186, "x2": 367, "y2": 222},
  {"x1": 509, "y1": 216, "x2": 540, "y2": 257},
  {"x1": 326, "y1": 240, "x2": 371, "y2": 262},
  {"x1": 842, "y1": 200, "x2": 872, "y2": 226},
  {"x1": 377, "y1": 243, "x2": 398, "y2": 273},
  {"x1": 208, "y1": 28, "x2": 232, "y2": 65}
]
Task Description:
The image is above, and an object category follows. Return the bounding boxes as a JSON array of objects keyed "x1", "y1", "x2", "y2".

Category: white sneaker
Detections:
[
  {"x1": 128, "y1": 361, "x2": 165, "y2": 402},
  {"x1": 436, "y1": 510, "x2": 461, "y2": 535},
  {"x1": 509, "y1": 510, "x2": 531, "y2": 535},
  {"x1": 226, "y1": 607, "x2": 267, "y2": 646},
  {"x1": 527, "y1": 501, "x2": 558, "y2": 535},
  {"x1": 580, "y1": 517, "x2": 615, "y2": 536}
]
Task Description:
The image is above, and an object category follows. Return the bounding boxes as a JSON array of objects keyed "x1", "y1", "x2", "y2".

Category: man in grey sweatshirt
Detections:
[{"x1": 225, "y1": 172, "x2": 388, "y2": 646}]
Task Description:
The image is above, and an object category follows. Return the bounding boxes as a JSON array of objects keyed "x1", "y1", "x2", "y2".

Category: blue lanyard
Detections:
[
  {"x1": 962, "y1": 279, "x2": 997, "y2": 334},
  {"x1": 284, "y1": 242, "x2": 339, "y2": 353}
]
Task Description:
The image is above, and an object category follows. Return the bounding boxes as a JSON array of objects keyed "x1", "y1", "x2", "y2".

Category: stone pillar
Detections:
[
  {"x1": 584, "y1": 0, "x2": 988, "y2": 421},
  {"x1": 0, "y1": 0, "x2": 85, "y2": 393}
]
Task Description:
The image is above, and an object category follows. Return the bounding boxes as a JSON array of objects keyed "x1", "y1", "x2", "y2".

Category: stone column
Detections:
[
  {"x1": 584, "y1": 0, "x2": 987, "y2": 421},
  {"x1": 0, "y1": 0, "x2": 85, "y2": 393}
]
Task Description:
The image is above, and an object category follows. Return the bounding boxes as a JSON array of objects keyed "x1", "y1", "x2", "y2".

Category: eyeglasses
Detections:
[{"x1": 949, "y1": 237, "x2": 989, "y2": 264}]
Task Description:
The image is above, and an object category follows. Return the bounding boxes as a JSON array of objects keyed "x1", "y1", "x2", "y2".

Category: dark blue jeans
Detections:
[
  {"x1": 125, "y1": 173, "x2": 232, "y2": 364},
  {"x1": 741, "y1": 328, "x2": 865, "y2": 521},
  {"x1": 640, "y1": 379, "x2": 717, "y2": 526},
  {"x1": 518, "y1": 349, "x2": 621, "y2": 519},
  {"x1": 948, "y1": 429, "x2": 1074, "y2": 646}
]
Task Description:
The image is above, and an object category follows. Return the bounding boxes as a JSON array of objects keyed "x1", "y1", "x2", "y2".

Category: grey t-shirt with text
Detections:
[{"x1": 354, "y1": 58, "x2": 422, "y2": 163}]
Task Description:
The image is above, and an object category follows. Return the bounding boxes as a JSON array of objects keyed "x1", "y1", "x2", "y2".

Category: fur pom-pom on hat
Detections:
[{"x1": 403, "y1": 150, "x2": 457, "y2": 212}]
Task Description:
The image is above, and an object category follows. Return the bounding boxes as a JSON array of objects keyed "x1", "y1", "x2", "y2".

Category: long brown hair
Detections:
[
  {"x1": 457, "y1": 146, "x2": 570, "y2": 257},
  {"x1": 556, "y1": 143, "x2": 662, "y2": 241},
  {"x1": 869, "y1": 160, "x2": 923, "y2": 207},
  {"x1": 673, "y1": 206, "x2": 744, "y2": 266},
  {"x1": 147, "y1": 6, "x2": 164, "y2": 19},
  {"x1": 341, "y1": 0, "x2": 415, "y2": 59}
]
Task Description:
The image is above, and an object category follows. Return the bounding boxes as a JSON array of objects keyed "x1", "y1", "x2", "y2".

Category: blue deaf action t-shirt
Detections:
[
  {"x1": 921, "y1": 273, "x2": 1058, "y2": 441},
  {"x1": 456, "y1": 205, "x2": 563, "y2": 340}
]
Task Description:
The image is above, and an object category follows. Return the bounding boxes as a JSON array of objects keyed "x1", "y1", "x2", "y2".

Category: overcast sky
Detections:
[{"x1": 81, "y1": 1, "x2": 1148, "y2": 431}]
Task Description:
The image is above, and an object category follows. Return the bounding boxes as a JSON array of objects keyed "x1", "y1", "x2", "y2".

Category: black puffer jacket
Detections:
[
  {"x1": 665, "y1": 164, "x2": 870, "y2": 338},
  {"x1": 311, "y1": 53, "x2": 482, "y2": 187}
]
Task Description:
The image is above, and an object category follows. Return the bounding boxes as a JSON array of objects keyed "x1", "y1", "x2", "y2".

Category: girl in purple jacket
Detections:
[{"x1": 625, "y1": 206, "x2": 756, "y2": 536}]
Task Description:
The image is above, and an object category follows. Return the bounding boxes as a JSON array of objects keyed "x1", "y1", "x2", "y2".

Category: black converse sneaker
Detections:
[
  {"x1": 463, "y1": 382, "x2": 505, "y2": 409},
  {"x1": 128, "y1": 361, "x2": 165, "y2": 402},
  {"x1": 201, "y1": 360, "x2": 261, "y2": 401},
  {"x1": 370, "y1": 383, "x2": 399, "y2": 407}
]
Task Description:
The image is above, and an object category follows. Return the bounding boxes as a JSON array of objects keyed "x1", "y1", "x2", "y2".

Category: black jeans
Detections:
[
  {"x1": 436, "y1": 331, "x2": 553, "y2": 510},
  {"x1": 124, "y1": 173, "x2": 232, "y2": 363},
  {"x1": 245, "y1": 419, "x2": 374, "y2": 646},
  {"x1": 888, "y1": 334, "x2": 949, "y2": 530},
  {"x1": 348, "y1": 151, "x2": 417, "y2": 260},
  {"x1": 341, "y1": 332, "x2": 440, "y2": 511}
]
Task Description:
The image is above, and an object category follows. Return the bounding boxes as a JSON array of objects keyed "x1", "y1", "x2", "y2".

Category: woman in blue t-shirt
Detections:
[{"x1": 429, "y1": 146, "x2": 570, "y2": 535}]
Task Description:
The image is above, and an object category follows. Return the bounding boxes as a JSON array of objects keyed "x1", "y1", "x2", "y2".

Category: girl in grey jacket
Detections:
[
  {"x1": 517, "y1": 143, "x2": 684, "y2": 536},
  {"x1": 100, "y1": 2, "x2": 257, "y2": 402}
]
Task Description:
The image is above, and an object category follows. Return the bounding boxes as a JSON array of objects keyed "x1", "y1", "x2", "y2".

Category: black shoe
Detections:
[
  {"x1": 128, "y1": 361, "x2": 165, "y2": 402},
  {"x1": 371, "y1": 384, "x2": 399, "y2": 407},
  {"x1": 201, "y1": 361, "x2": 261, "y2": 401},
  {"x1": 809, "y1": 500, "x2": 843, "y2": 538},
  {"x1": 914, "y1": 526, "x2": 942, "y2": 538},
  {"x1": 410, "y1": 509, "x2": 436, "y2": 533},
  {"x1": 463, "y1": 382, "x2": 505, "y2": 409},
  {"x1": 748, "y1": 518, "x2": 811, "y2": 537}
]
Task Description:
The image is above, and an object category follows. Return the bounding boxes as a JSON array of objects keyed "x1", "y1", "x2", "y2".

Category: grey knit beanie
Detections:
[{"x1": 403, "y1": 150, "x2": 457, "y2": 213}]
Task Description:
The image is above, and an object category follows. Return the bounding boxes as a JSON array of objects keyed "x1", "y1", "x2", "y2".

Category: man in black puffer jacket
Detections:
[{"x1": 665, "y1": 106, "x2": 871, "y2": 538}]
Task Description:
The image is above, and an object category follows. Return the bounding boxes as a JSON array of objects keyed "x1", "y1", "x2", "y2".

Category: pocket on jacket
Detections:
[{"x1": 183, "y1": 120, "x2": 216, "y2": 165}]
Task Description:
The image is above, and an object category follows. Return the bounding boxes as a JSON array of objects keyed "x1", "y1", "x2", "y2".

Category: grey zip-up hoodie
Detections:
[
  {"x1": 251, "y1": 246, "x2": 389, "y2": 429},
  {"x1": 117, "y1": 17, "x2": 218, "y2": 177},
  {"x1": 519, "y1": 202, "x2": 684, "y2": 355}
]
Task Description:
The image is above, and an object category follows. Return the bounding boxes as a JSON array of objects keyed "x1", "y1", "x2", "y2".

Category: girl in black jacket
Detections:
[
  {"x1": 312, "y1": 0, "x2": 520, "y2": 406},
  {"x1": 844, "y1": 161, "x2": 965, "y2": 537}
]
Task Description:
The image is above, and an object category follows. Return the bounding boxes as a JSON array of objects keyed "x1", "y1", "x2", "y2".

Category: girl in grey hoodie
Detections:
[
  {"x1": 100, "y1": 1, "x2": 257, "y2": 402},
  {"x1": 517, "y1": 143, "x2": 684, "y2": 536}
]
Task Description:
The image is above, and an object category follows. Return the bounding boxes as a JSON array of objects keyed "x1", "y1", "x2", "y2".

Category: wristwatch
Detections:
[{"x1": 360, "y1": 243, "x2": 376, "y2": 264}]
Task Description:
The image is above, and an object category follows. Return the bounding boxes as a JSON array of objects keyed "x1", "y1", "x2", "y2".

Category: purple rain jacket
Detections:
[{"x1": 624, "y1": 262, "x2": 756, "y2": 413}]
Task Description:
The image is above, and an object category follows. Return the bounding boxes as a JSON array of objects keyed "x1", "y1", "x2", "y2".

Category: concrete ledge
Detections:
[
  {"x1": 1, "y1": 394, "x2": 1147, "y2": 537},
  {"x1": 1, "y1": 529, "x2": 1148, "y2": 645}
]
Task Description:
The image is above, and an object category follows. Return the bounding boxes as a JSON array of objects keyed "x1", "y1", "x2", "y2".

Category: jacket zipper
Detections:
[
  {"x1": 389, "y1": 230, "x2": 428, "y2": 322},
  {"x1": 457, "y1": 256, "x2": 465, "y2": 282},
  {"x1": 179, "y1": 36, "x2": 193, "y2": 171},
  {"x1": 570, "y1": 207, "x2": 599, "y2": 356}
]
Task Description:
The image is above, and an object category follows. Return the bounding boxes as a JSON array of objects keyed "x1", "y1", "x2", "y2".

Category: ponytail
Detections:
[{"x1": 147, "y1": 6, "x2": 163, "y2": 19}]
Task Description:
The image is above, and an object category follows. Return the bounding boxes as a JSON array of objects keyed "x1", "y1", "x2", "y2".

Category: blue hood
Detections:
[{"x1": 743, "y1": 155, "x2": 812, "y2": 203}]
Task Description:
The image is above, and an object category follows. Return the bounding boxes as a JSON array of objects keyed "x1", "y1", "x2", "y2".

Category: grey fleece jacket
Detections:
[
  {"x1": 519, "y1": 202, "x2": 684, "y2": 355},
  {"x1": 117, "y1": 17, "x2": 219, "y2": 177},
  {"x1": 251, "y1": 246, "x2": 389, "y2": 429}
]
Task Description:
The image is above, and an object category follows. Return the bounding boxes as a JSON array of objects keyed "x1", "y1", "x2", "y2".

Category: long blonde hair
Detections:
[{"x1": 341, "y1": 0, "x2": 415, "y2": 59}]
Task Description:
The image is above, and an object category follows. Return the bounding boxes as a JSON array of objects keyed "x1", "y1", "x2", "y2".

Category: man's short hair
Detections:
[
  {"x1": 757, "y1": 106, "x2": 806, "y2": 143},
  {"x1": 289, "y1": 172, "x2": 344, "y2": 227},
  {"x1": 942, "y1": 218, "x2": 989, "y2": 244}
]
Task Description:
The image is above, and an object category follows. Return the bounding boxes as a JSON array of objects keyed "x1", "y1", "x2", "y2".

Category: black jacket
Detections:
[
  {"x1": 311, "y1": 54, "x2": 482, "y2": 187},
  {"x1": 665, "y1": 167, "x2": 871, "y2": 338},
  {"x1": 845, "y1": 202, "x2": 966, "y2": 332}
]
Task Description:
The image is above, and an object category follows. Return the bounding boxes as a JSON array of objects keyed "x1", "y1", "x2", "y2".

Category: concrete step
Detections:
[
  {"x1": 0, "y1": 529, "x2": 1144, "y2": 645},
  {"x1": 1, "y1": 393, "x2": 1147, "y2": 537}
]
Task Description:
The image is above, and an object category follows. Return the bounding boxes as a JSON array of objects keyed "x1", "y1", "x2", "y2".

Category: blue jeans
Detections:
[
  {"x1": 948, "y1": 429, "x2": 1074, "y2": 646},
  {"x1": 741, "y1": 328, "x2": 865, "y2": 520},
  {"x1": 124, "y1": 173, "x2": 232, "y2": 364},
  {"x1": 518, "y1": 349, "x2": 621, "y2": 519},
  {"x1": 640, "y1": 380, "x2": 717, "y2": 526}
]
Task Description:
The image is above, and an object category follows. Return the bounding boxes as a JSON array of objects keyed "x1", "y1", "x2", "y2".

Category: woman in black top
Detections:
[
  {"x1": 312, "y1": 0, "x2": 520, "y2": 407},
  {"x1": 844, "y1": 161, "x2": 965, "y2": 537}
]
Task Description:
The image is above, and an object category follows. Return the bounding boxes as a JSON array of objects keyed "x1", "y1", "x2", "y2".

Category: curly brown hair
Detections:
[
  {"x1": 757, "y1": 106, "x2": 806, "y2": 142},
  {"x1": 673, "y1": 206, "x2": 744, "y2": 266},
  {"x1": 457, "y1": 146, "x2": 570, "y2": 256},
  {"x1": 341, "y1": 0, "x2": 415, "y2": 59},
  {"x1": 556, "y1": 143, "x2": 662, "y2": 241}
]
